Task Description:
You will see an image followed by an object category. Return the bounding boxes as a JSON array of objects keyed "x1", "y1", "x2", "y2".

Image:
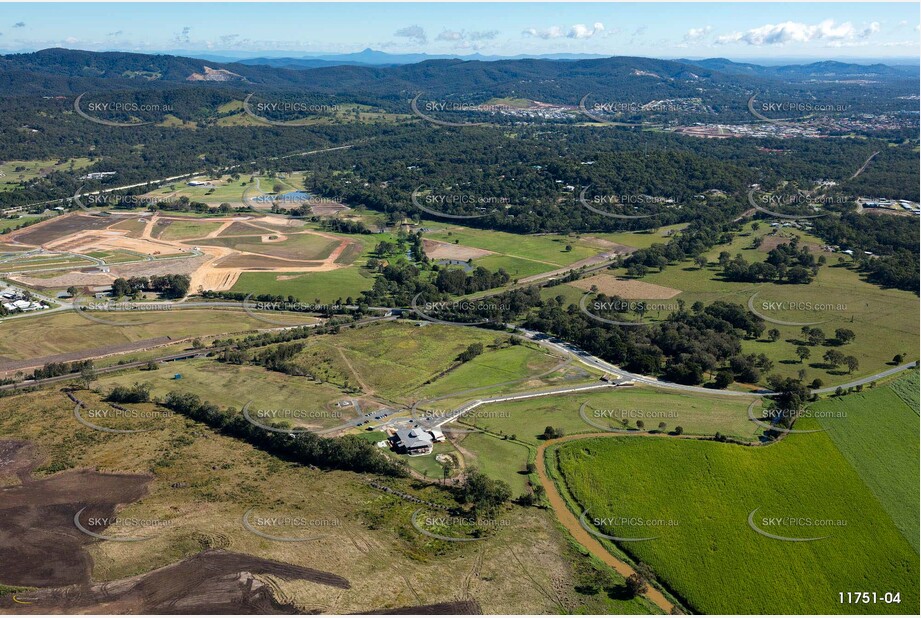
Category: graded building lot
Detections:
[
  {"x1": 551, "y1": 416, "x2": 920, "y2": 614},
  {"x1": 0, "y1": 388, "x2": 654, "y2": 615},
  {"x1": 0, "y1": 212, "x2": 365, "y2": 294}
]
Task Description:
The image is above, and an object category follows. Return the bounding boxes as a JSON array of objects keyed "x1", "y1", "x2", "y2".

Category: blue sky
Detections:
[{"x1": 0, "y1": 2, "x2": 918, "y2": 59}]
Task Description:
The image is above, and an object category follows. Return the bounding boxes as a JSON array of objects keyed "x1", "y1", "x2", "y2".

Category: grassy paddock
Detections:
[{"x1": 553, "y1": 425, "x2": 919, "y2": 614}]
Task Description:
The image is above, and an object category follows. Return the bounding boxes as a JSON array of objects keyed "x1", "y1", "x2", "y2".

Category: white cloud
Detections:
[
  {"x1": 569, "y1": 23, "x2": 605, "y2": 39},
  {"x1": 523, "y1": 22, "x2": 605, "y2": 40},
  {"x1": 394, "y1": 25, "x2": 427, "y2": 45},
  {"x1": 683, "y1": 26, "x2": 712, "y2": 42},
  {"x1": 716, "y1": 19, "x2": 882, "y2": 46}
]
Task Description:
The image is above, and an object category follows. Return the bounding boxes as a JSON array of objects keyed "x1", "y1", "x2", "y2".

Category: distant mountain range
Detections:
[{"x1": 0, "y1": 48, "x2": 916, "y2": 101}]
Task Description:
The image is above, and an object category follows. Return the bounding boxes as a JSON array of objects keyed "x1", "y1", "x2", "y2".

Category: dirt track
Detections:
[{"x1": 536, "y1": 434, "x2": 674, "y2": 613}]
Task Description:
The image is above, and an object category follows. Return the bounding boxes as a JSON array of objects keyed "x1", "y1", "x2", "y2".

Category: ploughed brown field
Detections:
[{"x1": 0, "y1": 440, "x2": 350, "y2": 614}]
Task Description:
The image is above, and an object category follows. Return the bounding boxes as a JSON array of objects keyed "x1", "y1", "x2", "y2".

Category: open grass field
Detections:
[
  {"x1": 552, "y1": 422, "x2": 920, "y2": 614},
  {"x1": 296, "y1": 321, "x2": 561, "y2": 403},
  {"x1": 812, "y1": 371, "x2": 920, "y2": 551},
  {"x1": 156, "y1": 219, "x2": 224, "y2": 241},
  {"x1": 0, "y1": 158, "x2": 93, "y2": 191},
  {"x1": 411, "y1": 344, "x2": 562, "y2": 401},
  {"x1": 197, "y1": 233, "x2": 342, "y2": 261},
  {"x1": 463, "y1": 386, "x2": 760, "y2": 443},
  {"x1": 96, "y1": 357, "x2": 353, "y2": 431},
  {"x1": 423, "y1": 223, "x2": 606, "y2": 279},
  {"x1": 553, "y1": 222, "x2": 918, "y2": 388},
  {"x1": 0, "y1": 309, "x2": 272, "y2": 362},
  {"x1": 141, "y1": 173, "x2": 307, "y2": 208},
  {"x1": 455, "y1": 431, "x2": 531, "y2": 495},
  {"x1": 0, "y1": 386, "x2": 654, "y2": 615},
  {"x1": 231, "y1": 266, "x2": 375, "y2": 304}
]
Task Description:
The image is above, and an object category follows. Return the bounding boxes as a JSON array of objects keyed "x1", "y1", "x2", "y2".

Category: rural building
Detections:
[
  {"x1": 80, "y1": 172, "x2": 117, "y2": 180},
  {"x1": 389, "y1": 428, "x2": 446, "y2": 456}
]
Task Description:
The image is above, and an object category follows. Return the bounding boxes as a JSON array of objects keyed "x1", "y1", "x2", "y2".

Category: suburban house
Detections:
[{"x1": 389, "y1": 427, "x2": 446, "y2": 456}]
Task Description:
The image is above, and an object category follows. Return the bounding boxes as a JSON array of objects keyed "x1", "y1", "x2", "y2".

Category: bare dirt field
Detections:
[
  {"x1": 0, "y1": 439, "x2": 152, "y2": 587},
  {"x1": 570, "y1": 273, "x2": 682, "y2": 299},
  {"x1": 9, "y1": 214, "x2": 115, "y2": 246},
  {"x1": 0, "y1": 439, "x2": 350, "y2": 613},
  {"x1": 422, "y1": 239, "x2": 493, "y2": 261}
]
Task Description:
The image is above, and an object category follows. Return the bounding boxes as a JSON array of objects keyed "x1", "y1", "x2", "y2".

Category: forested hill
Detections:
[{"x1": 0, "y1": 47, "x2": 765, "y2": 99}]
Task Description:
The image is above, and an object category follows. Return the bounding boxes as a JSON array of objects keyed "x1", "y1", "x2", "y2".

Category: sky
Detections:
[{"x1": 0, "y1": 2, "x2": 918, "y2": 60}]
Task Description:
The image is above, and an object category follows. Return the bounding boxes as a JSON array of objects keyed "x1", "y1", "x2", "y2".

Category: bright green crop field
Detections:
[
  {"x1": 812, "y1": 371, "x2": 920, "y2": 551},
  {"x1": 553, "y1": 419, "x2": 919, "y2": 614}
]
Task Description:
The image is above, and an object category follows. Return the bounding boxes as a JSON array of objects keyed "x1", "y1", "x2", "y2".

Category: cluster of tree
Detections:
[
  {"x1": 721, "y1": 238, "x2": 821, "y2": 284},
  {"x1": 112, "y1": 274, "x2": 191, "y2": 299},
  {"x1": 106, "y1": 381, "x2": 151, "y2": 404},
  {"x1": 452, "y1": 467, "x2": 512, "y2": 516},
  {"x1": 30, "y1": 359, "x2": 94, "y2": 380},
  {"x1": 456, "y1": 342, "x2": 484, "y2": 363},
  {"x1": 250, "y1": 342, "x2": 307, "y2": 375},
  {"x1": 621, "y1": 218, "x2": 732, "y2": 277},
  {"x1": 434, "y1": 266, "x2": 511, "y2": 296},
  {"x1": 812, "y1": 211, "x2": 918, "y2": 292},
  {"x1": 319, "y1": 218, "x2": 372, "y2": 235},
  {"x1": 524, "y1": 297, "x2": 763, "y2": 386},
  {"x1": 540, "y1": 426, "x2": 565, "y2": 439},
  {"x1": 162, "y1": 391, "x2": 406, "y2": 476}
]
